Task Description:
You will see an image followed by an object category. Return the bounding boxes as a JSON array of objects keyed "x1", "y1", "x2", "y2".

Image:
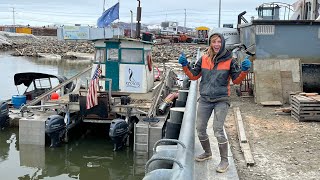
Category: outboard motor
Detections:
[
  {"x1": 0, "y1": 101, "x2": 9, "y2": 129},
  {"x1": 109, "y1": 118, "x2": 129, "y2": 151},
  {"x1": 45, "y1": 115, "x2": 65, "y2": 148}
]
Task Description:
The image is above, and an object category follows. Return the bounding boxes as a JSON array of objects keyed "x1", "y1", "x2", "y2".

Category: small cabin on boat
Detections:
[{"x1": 91, "y1": 38, "x2": 154, "y2": 94}]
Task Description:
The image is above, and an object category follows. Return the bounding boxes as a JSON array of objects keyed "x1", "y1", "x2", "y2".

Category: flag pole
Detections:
[{"x1": 117, "y1": 0, "x2": 120, "y2": 39}]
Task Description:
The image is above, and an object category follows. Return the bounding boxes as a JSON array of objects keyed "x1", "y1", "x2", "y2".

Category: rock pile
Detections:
[
  {"x1": 152, "y1": 43, "x2": 207, "y2": 63},
  {"x1": 0, "y1": 32, "x2": 207, "y2": 62},
  {"x1": 0, "y1": 32, "x2": 95, "y2": 58}
]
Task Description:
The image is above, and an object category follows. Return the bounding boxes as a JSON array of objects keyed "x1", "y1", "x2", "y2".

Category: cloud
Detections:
[{"x1": 0, "y1": 0, "x2": 295, "y2": 27}]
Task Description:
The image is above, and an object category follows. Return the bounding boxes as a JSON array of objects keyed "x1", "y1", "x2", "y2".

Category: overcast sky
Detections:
[{"x1": 0, "y1": 0, "x2": 295, "y2": 28}]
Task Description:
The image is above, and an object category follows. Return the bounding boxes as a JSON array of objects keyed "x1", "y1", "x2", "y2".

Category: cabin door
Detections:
[{"x1": 105, "y1": 42, "x2": 120, "y2": 91}]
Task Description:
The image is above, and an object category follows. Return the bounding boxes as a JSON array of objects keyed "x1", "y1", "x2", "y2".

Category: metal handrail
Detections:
[
  {"x1": 171, "y1": 80, "x2": 198, "y2": 179},
  {"x1": 145, "y1": 157, "x2": 183, "y2": 174},
  {"x1": 143, "y1": 48, "x2": 200, "y2": 180},
  {"x1": 20, "y1": 66, "x2": 92, "y2": 113},
  {"x1": 153, "y1": 139, "x2": 186, "y2": 153}
]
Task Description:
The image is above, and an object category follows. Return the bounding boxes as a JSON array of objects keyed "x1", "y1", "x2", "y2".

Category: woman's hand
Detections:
[
  {"x1": 178, "y1": 52, "x2": 188, "y2": 67},
  {"x1": 241, "y1": 56, "x2": 251, "y2": 71}
]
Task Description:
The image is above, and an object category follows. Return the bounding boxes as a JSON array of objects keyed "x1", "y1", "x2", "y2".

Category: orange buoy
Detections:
[{"x1": 51, "y1": 92, "x2": 60, "y2": 100}]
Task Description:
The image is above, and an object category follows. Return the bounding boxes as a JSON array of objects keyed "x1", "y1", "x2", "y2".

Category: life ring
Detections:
[{"x1": 147, "y1": 54, "x2": 152, "y2": 71}]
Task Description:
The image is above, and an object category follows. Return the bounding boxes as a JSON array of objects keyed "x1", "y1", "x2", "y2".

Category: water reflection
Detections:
[
  {"x1": 0, "y1": 53, "x2": 145, "y2": 180},
  {"x1": 0, "y1": 127, "x2": 144, "y2": 180},
  {"x1": 0, "y1": 52, "x2": 90, "y2": 100},
  {"x1": 0, "y1": 129, "x2": 13, "y2": 162}
]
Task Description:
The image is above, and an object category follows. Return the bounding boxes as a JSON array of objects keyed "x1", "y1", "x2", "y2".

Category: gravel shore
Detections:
[{"x1": 0, "y1": 32, "x2": 206, "y2": 62}]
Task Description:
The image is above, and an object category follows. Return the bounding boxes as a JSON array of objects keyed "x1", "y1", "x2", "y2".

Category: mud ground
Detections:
[{"x1": 225, "y1": 85, "x2": 320, "y2": 180}]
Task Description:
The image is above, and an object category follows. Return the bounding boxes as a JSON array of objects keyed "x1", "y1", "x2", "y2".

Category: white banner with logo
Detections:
[{"x1": 120, "y1": 64, "x2": 145, "y2": 93}]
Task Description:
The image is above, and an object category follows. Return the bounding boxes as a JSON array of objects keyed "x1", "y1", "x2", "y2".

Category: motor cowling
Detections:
[
  {"x1": 0, "y1": 101, "x2": 9, "y2": 129},
  {"x1": 109, "y1": 118, "x2": 129, "y2": 151},
  {"x1": 45, "y1": 115, "x2": 65, "y2": 147}
]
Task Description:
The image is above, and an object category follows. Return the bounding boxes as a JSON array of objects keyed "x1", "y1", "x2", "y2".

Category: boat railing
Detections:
[
  {"x1": 19, "y1": 66, "x2": 93, "y2": 115},
  {"x1": 84, "y1": 77, "x2": 112, "y2": 106}
]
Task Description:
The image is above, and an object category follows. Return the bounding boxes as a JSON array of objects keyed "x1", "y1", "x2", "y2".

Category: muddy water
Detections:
[{"x1": 0, "y1": 52, "x2": 145, "y2": 180}]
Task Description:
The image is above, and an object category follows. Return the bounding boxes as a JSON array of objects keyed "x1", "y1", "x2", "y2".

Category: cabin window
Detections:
[
  {"x1": 24, "y1": 82, "x2": 35, "y2": 93},
  {"x1": 95, "y1": 49, "x2": 106, "y2": 63},
  {"x1": 107, "y1": 48, "x2": 119, "y2": 61},
  {"x1": 50, "y1": 78, "x2": 60, "y2": 89},
  {"x1": 121, "y1": 49, "x2": 143, "y2": 63},
  {"x1": 262, "y1": 9, "x2": 273, "y2": 17},
  {"x1": 34, "y1": 78, "x2": 52, "y2": 89}
]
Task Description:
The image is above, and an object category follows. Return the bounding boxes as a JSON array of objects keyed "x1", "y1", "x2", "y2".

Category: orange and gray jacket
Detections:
[{"x1": 182, "y1": 33, "x2": 248, "y2": 102}]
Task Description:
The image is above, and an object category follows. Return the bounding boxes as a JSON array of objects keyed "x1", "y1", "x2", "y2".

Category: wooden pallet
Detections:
[{"x1": 290, "y1": 95, "x2": 320, "y2": 121}]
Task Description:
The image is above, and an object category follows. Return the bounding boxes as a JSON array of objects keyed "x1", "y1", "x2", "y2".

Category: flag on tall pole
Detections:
[
  {"x1": 86, "y1": 64, "x2": 102, "y2": 109},
  {"x1": 97, "y1": 2, "x2": 120, "y2": 28}
]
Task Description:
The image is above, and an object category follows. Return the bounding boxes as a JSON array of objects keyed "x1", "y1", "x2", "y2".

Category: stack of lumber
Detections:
[{"x1": 290, "y1": 93, "x2": 320, "y2": 121}]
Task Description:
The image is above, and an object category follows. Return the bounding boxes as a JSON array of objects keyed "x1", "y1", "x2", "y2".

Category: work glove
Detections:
[
  {"x1": 241, "y1": 56, "x2": 252, "y2": 71},
  {"x1": 178, "y1": 52, "x2": 188, "y2": 67}
]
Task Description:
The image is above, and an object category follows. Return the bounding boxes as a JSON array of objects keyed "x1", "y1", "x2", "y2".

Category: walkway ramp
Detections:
[{"x1": 194, "y1": 112, "x2": 239, "y2": 180}]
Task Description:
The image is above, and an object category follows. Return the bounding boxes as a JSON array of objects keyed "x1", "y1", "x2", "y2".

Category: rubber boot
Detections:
[
  {"x1": 216, "y1": 142, "x2": 229, "y2": 173},
  {"x1": 195, "y1": 138, "x2": 212, "y2": 162}
]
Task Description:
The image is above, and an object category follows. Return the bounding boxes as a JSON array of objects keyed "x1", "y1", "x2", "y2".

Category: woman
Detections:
[{"x1": 178, "y1": 33, "x2": 251, "y2": 173}]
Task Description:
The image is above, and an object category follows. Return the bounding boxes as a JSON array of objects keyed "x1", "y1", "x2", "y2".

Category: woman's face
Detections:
[{"x1": 210, "y1": 36, "x2": 222, "y2": 53}]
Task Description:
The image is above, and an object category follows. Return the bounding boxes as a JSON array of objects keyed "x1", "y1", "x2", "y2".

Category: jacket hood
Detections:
[{"x1": 208, "y1": 33, "x2": 231, "y2": 62}]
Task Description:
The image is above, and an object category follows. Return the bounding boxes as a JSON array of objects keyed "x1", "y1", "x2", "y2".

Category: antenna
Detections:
[
  {"x1": 103, "y1": 0, "x2": 106, "y2": 12},
  {"x1": 11, "y1": 7, "x2": 15, "y2": 26},
  {"x1": 184, "y1": 9, "x2": 186, "y2": 33},
  {"x1": 218, "y1": 0, "x2": 221, "y2": 28}
]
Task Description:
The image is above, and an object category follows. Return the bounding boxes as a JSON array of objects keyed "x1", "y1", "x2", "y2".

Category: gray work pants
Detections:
[{"x1": 196, "y1": 98, "x2": 230, "y2": 143}]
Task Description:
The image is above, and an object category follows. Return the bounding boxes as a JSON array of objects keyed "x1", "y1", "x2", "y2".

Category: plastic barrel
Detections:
[{"x1": 12, "y1": 95, "x2": 27, "y2": 109}]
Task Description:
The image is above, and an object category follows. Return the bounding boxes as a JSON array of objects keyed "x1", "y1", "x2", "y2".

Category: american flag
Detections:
[{"x1": 86, "y1": 64, "x2": 102, "y2": 109}]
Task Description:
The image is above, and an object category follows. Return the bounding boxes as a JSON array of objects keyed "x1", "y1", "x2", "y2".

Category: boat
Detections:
[
  {"x1": 13, "y1": 34, "x2": 181, "y2": 152},
  {"x1": 13, "y1": 72, "x2": 76, "y2": 102},
  {"x1": 1, "y1": 73, "x2": 76, "y2": 129},
  {"x1": 73, "y1": 37, "x2": 179, "y2": 151},
  {"x1": 4, "y1": 72, "x2": 82, "y2": 147}
]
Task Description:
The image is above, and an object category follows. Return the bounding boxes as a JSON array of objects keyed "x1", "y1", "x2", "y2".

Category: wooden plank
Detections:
[
  {"x1": 310, "y1": 96, "x2": 320, "y2": 102},
  {"x1": 233, "y1": 107, "x2": 247, "y2": 143},
  {"x1": 274, "y1": 111, "x2": 291, "y2": 116},
  {"x1": 291, "y1": 96, "x2": 320, "y2": 105},
  {"x1": 296, "y1": 104, "x2": 320, "y2": 107},
  {"x1": 291, "y1": 111, "x2": 320, "y2": 121},
  {"x1": 298, "y1": 112, "x2": 320, "y2": 116},
  {"x1": 233, "y1": 107, "x2": 255, "y2": 166},
  {"x1": 291, "y1": 113, "x2": 300, "y2": 121},
  {"x1": 299, "y1": 93, "x2": 318, "y2": 97},
  {"x1": 294, "y1": 95, "x2": 319, "y2": 104},
  {"x1": 291, "y1": 105, "x2": 320, "y2": 114},
  {"x1": 260, "y1": 101, "x2": 282, "y2": 106},
  {"x1": 291, "y1": 102, "x2": 320, "y2": 107},
  {"x1": 240, "y1": 142, "x2": 255, "y2": 166},
  {"x1": 275, "y1": 107, "x2": 291, "y2": 115},
  {"x1": 275, "y1": 107, "x2": 291, "y2": 113},
  {"x1": 300, "y1": 107, "x2": 320, "y2": 113}
]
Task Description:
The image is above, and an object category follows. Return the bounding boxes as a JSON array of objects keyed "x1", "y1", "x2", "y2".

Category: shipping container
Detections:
[
  {"x1": 16, "y1": 27, "x2": 32, "y2": 34},
  {"x1": 31, "y1": 28, "x2": 57, "y2": 36},
  {"x1": 4, "y1": 27, "x2": 15, "y2": 33}
]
